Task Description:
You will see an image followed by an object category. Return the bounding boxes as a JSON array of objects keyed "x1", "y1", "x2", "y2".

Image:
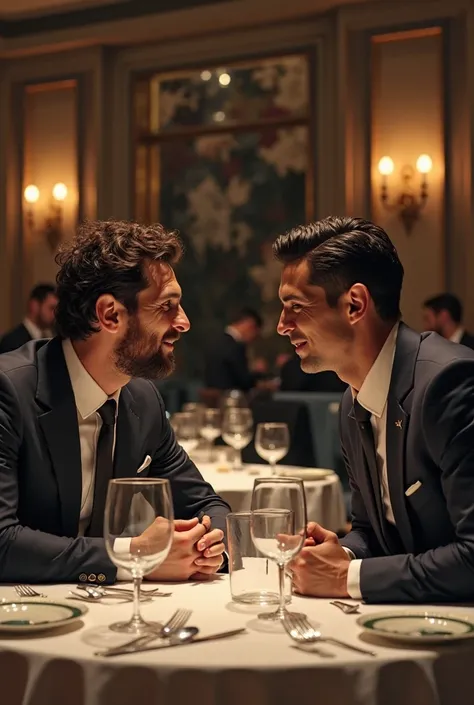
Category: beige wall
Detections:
[
  {"x1": 371, "y1": 30, "x2": 445, "y2": 330},
  {"x1": 0, "y1": 0, "x2": 473, "y2": 331}
]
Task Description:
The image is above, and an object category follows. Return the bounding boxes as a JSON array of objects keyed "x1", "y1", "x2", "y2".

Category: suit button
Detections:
[
  {"x1": 98, "y1": 574, "x2": 106, "y2": 583},
  {"x1": 79, "y1": 573, "x2": 87, "y2": 582},
  {"x1": 88, "y1": 573, "x2": 97, "y2": 582}
]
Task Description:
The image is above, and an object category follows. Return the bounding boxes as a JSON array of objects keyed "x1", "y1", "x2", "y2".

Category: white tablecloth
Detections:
[
  {"x1": 197, "y1": 463, "x2": 347, "y2": 533},
  {"x1": 0, "y1": 578, "x2": 471, "y2": 705}
]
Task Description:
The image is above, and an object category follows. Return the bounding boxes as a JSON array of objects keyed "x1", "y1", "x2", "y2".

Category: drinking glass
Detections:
[
  {"x1": 104, "y1": 478, "x2": 174, "y2": 634},
  {"x1": 250, "y1": 477, "x2": 307, "y2": 621},
  {"x1": 199, "y1": 408, "x2": 222, "y2": 460},
  {"x1": 222, "y1": 407, "x2": 253, "y2": 470},
  {"x1": 171, "y1": 411, "x2": 199, "y2": 455},
  {"x1": 255, "y1": 423, "x2": 290, "y2": 475}
]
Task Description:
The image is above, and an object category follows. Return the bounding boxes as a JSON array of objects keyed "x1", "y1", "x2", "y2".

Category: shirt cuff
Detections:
[
  {"x1": 114, "y1": 537, "x2": 132, "y2": 581},
  {"x1": 346, "y1": 558, "x2": 362, "y2": 600}
]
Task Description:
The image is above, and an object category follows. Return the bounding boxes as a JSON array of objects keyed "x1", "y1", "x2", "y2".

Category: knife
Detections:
[{"x1": 95, "y1": 627, "x2": 246, "y2": 657}]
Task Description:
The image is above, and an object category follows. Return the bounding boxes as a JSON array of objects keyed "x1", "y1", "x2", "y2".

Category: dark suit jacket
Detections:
[
  {"x1": 0, "y1": 338, "x2": 230, "y2": 584},
  {"x1": 204, "y1": 332, "x2": 255, "y2": 391},
  {"x1": 0, "y1": 323, "x2": 32, "y2": 354},
  {"x1": 340, "y1": 323, "x2": 474, "y2": 603},
  {"x1": 460, "y1": 331, "x2": 474, "y2": 350}
]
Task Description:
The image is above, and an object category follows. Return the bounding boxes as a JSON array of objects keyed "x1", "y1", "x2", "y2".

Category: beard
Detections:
[{"x1": 114, "y1": 316, "x2": 176, "y2": 380}]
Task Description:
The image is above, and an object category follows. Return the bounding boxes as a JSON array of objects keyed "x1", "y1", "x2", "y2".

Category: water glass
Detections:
[
  {"x1": 255, "y1": 422, "x2": 290, "y2": 475},
  {"x1": 222, "y1": 407, "x2": 253, "y2": 470}
]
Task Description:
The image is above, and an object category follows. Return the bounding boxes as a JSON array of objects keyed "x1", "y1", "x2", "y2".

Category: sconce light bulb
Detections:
[
  {"x1": 416, "y1": 154, "x2": 432, "y2": 174},
  {"x1": 52, "y1": 182, "x2": 68, "y2": 201},
  {"x1": 218, "y1": 72, "x2": 231, "y2": 86},
  {"x1": 24, "y1": 184, "x2": 40, "y2": 204},
  {"x1": 378, "y1": 156, "x2": 394, "y2": 176}
]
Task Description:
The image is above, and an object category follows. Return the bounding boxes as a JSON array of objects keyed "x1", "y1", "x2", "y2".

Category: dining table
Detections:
[
  {"x1": 0, "y1": 576, "x2": 471, "y2": 705},
  {"x1": 195, "y1": 461, "x2": 347, "y2": 533}
]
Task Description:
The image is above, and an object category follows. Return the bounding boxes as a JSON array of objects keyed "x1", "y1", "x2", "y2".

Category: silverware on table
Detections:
[
  {"x1": 330, "y1": 600, "x2": 361, "y2": 614},
  {"x1": 14, "y1": 585, "x2": 47, "y2": 598},
  {"x1": 77, "y1": 586, "x2": 152, "y2": 602},
  {"x1": 283, "y1": 612, "x2": 376, "y2": 657},
  {"x1": 96, "y1": 608, "x2": 192, "y2": 656},
  {"x1": 95, "y1": 627, "x2": 247, "y2": 657},
  {"x1": 80, "y1": 584, "x2": 171, "y2": 597}
]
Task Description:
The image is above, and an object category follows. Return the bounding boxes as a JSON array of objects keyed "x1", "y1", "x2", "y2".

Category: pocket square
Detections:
[
  {"x1": 405, "y1": 480, "x2": 422, "y2": 497},
  {"x1": 137, "y1": 455, "x2": 152, "y2": 474}
]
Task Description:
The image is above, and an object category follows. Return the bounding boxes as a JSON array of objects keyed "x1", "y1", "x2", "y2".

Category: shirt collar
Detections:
[
  {"x1": 62, "y1": 339, "x2": 120, "y2": 420},
  {"x1": 355, "y1": 322, "x2": 400, "y2": 419},
  {"x1": 449, "y1": 327, "x2": 464, "y2": 344},
  {"x1": 23, "y1": 317, "x2": 43, "y2": 340},
  {"x1": 225, "y1": 325, "x2": 243, "y2": 342}
]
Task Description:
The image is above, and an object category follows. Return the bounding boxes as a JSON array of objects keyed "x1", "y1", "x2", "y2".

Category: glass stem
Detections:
[
  {"x1": 131, "y1": 576, "x2": 143, "y2": 625},
  {"x1": 270, "y1": 460, "x2": 276, "y2": 476},
  {"x1": 277, "y1": 563, "x2": 286, "y2": 618},
  {"x1": 234, "y1": 449, "x2": 242, "y2": 470}
]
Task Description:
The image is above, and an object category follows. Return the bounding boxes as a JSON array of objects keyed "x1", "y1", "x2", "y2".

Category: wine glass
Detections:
[
  {"x1": 222, "y1": 407, "x2": 253, "y2": 470},
  {"x1": 171, "y1": 411, "x2": 199, "y2": 455},
  {"x1": 104, "y1": 478, "x2": 174, "y2": 634},
  {"x1": 250, "y1": 477, "x2": 307, "y2": 621},
  {"x1": 199, "y1": 408, "x2": 221, "y2": 461},
  {"x1": 255, "y1": 423, "x2": 290, "y2": 475}
]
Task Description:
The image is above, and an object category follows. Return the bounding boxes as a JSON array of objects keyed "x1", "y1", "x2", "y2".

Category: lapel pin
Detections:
[{"x1": 395, "y1": 419, "x2": 403, "y2": 429}]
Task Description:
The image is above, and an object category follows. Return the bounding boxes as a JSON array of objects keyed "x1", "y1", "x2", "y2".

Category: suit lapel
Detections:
[
  {"x1": 36, "y1": 338, "x2": 82, "y2": 537},
  {"x1": 113, "y1": 386, "x2": 142, "y2": 479},
  {"x1": 384, "y1": 323, "x2": 422, "y2": 554}
]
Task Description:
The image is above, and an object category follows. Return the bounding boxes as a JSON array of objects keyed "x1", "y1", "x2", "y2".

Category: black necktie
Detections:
[
  {"x1": 352, "y1": 399, "x2": 401, "y2": 553},
  {"x1": 87, "y1": 399, "x2": 117, "y2": 538}
]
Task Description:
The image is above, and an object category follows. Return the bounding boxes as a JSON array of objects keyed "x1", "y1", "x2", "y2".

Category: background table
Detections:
[
  {"x1": 197, "y1": 462, "x2": 347, "y2": 532},
  {"x1": 0, "y1": 578, "x2": 471, "y2": 705}
]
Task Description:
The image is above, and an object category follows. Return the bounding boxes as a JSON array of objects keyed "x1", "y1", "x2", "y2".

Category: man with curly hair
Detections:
[{"x1": 0, "y1": 220, "x2": 229, "y2": 584}]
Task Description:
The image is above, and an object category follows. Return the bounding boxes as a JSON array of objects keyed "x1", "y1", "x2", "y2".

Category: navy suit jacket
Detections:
[
  {"x1": 0, "y1": 338, "x2": 230, "y2": 584},
  {"x1": 0, "y1": 323, "x2": 32, "y2": 354},
  {"x1": 340, "y1": 323, "x2": 474, "y2": 603},
  {"x1": 204, "y1": 332, "x2": 255, "y2": 391}
]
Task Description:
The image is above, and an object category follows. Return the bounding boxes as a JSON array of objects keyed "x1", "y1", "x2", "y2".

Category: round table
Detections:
[
  {"x1": 196, "y1": 463, "x2": 347, "y2": 533},
  {"x1": 0, "y1": 578, "x2": 470, "y2": 705}
]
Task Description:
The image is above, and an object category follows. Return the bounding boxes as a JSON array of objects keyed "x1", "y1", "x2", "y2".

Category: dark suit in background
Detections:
[
  {"x1": 0, "y1": 323, "x2": 32, "y2": 354},
  {"x1": 340, "y1": 324, "x2": 474, "y2": 603},
  {"x1": 204, "y1": 332, "x2": 255, "y2": 391},
  {"x1": 0, "y1": 338, "x2": 230, "y2": 584},
  {"x1": 460, "y1": 331, "x2": 474, "y2": 350},
  {"x1": 280, "y1": 354, "x2": 347, "y2": 393}
]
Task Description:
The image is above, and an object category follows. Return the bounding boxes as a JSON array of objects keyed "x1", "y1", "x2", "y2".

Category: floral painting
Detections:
[{"x1": 134, "y1": 55, "x2": 312, "y2": 376}]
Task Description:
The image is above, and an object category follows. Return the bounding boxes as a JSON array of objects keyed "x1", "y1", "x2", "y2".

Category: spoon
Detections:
[{"x1": 95, "y1": 626, "x2": 200, "y2": 657}]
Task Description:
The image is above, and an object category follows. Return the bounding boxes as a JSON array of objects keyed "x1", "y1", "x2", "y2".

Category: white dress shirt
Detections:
[
  {"x1": 449, "y1": 327, "x2": 465, "y2": 344},
  {"x1": 23, "y1": 317, "x2": 43, "y2": 340},
  {"x1": 345, "y1": 323, "x2": 399, "y2": 599}
]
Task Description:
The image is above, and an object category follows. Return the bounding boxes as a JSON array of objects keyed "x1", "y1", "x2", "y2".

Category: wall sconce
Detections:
[
  {"x1": 23, "y1": 182, "x2": 68, "y2": 252},
  {"x1": 377, "y1": 154, "x2": 432, "y2": 234}
]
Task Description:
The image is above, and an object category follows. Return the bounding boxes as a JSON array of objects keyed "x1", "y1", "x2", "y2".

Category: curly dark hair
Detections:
[
  {"x1": 273, "y1": 216, "x2": 404, "y2": 322},
  {"x1": 55, "y1": 220, "x2": 183, "y2": 340}
]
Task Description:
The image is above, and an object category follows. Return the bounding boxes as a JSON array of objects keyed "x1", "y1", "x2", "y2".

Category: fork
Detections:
[
  {"x1": 98, "y1": 608, "x2": 192, "y2": 656},
  {"x1": 330, "y1": 600, "x2": 361, "y2": 614},
  {"x1": 14, "y1": 585, "x2": 47, "y2": 598},
  {"x1": 283, "y1": 612, "x2": 376, "y2": 657}
]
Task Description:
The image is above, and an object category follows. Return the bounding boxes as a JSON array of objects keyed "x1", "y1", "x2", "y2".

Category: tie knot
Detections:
[
  {"x1": 98, "y1": 399, "x2": 116, "y2": 426},
  {"x1": 353, "y1": 398, "x2": 371, "y2": 424}
]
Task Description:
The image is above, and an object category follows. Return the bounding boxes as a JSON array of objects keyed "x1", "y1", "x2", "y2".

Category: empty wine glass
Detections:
[
  {"x1": 255, "y1": 423, "x2": 290, "y2": 475},
  {"x1": 250, "y1": 477, "x2": 307, "y2": 621},
  {"x1": 104, "y1": 478, "x2": 174, "y2": 634},
  {"x1": 222, "y1": 407, "x2": 253, "y2": 470},
  {"x1": 171, "y1": 411, "x2": 199, "y2": 455},
  {"x1": 200, "y1": 408, "x2": 221, "y2": 461}
]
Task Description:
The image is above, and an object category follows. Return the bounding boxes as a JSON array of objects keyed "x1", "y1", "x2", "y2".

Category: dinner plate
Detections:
[
  {"x1": 276, "y1": 468, "x2": 335, "y2": 480},
  {"x1": 0, "y1": 599, "x2": 88, "y2": 634},
  {"x1": 357, "y1": 610, "x2": 474, "y2": 644}
]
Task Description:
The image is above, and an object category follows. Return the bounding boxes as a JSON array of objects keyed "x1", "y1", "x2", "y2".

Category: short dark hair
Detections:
[
  {"x1": 29, "y1": 283, "x2": 56, "y2": 303},
  {"x1": 55, "y1": 220, "x2": 183, "y2": 340},
  {"x1": 230, "y1": 307, "x2": 263, "y2": 328},
  {"x1": 273, "y1": 216, "x2": 404, "y2": 322},
  {"x1": 423, "y1": 293, "x2": 463, "y2": 324}
]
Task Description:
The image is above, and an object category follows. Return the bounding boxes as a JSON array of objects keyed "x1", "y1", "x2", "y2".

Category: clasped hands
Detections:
[
  {"x1": 288, "y1": 521, "x2": 351, "y2": 598},
  {"x1": 133, "y1": 515, "x2": 225, "y2": 582}
]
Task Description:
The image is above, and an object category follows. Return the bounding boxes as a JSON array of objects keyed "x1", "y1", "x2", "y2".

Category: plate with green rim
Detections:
[
  {"x1": 357, "y1": 610, "x2": 474, "y2": 644},
  {"x1": 0, "y1": 599, "x2": 88, "y2": 634}
]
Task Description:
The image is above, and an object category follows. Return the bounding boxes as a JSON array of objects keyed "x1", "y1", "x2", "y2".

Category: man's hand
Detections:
[
  {"x1": 290, "y1": 522, "x2": 350, "y2": 597},
  {"x1": 191, "y1": 515, "x2": 225, "y2": 580},
  {"x1": 143, "y1": 518, "x2": 207, "y2": 582}
]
